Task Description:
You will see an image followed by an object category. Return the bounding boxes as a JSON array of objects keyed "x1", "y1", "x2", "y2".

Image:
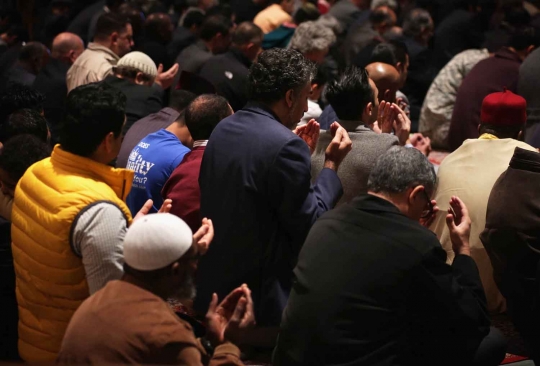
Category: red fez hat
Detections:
[{"x1": 480, "y1": 88, "x2": 527, "y2": 126}]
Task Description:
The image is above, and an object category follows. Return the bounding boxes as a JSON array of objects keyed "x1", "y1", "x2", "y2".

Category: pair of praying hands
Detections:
[{"x1": 375, "y1": 100, "x2": 411, "y2": 146}]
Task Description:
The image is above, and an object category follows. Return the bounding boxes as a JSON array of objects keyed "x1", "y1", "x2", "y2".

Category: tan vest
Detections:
[{"x1": 11, "y1": 146, "x2": 133, "y2": 362}]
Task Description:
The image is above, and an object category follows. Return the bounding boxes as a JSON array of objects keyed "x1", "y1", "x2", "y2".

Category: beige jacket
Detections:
[
  {"x1": 66, "y1": 43, "x2": 119, "y2": 92},
  {"x1": 429, "y1": 138, "x2": 536, "y2": 314}
]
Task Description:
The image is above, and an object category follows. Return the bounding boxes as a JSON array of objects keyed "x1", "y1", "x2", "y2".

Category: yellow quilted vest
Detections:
[{"x1": 11, "y1": 145, "x2": 134, "y2": 362}]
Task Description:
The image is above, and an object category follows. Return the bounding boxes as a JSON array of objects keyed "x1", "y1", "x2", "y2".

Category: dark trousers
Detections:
[{"x1": 473, "y1": 327, "x2": 507, "y2": 366}]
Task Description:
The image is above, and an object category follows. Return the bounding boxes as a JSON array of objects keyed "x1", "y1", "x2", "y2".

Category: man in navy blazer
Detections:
[{"x1": 196, "y1": 48, "x2": 352, "y2": 337}]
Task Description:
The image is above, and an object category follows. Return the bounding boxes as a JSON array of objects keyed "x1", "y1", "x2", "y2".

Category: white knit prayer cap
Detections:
[
  {"x1": 123, "y1": 213, "x2": 193, "y2": 271},
  {"x1": 117, "y1": 51, "x2": 158, "y2": 79}
]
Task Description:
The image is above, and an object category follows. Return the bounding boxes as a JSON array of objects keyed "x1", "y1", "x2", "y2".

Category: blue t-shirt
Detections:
[{"x1": 126, "y1": 129, "x2": 190, "y2": 215}]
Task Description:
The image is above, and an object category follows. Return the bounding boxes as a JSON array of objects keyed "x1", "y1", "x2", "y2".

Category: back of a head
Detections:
[
  {"x1": 0, "y1": 84, "x2": 44, "y2": 124},
  {"x1": 316, "y1": 14, "x2": 342, "y2": 36},
  {"x1": 6, "y1": 24, "x2": 29, "y2": 44},
  {"x1": 325, "y1": 66, "x2": 374, "y2": 121},
  {"x1": 0, "y1": 134, "x2": 51, "y2": 184},
  {"x1": 0, "y1": 109, "x2": 49, "y2": 144},
  {"x1": 289, "y1": 21, "x2": 336, "y2": 55},
  {"x1": 367, "y1": 146, "x2": 437, "y2": 195},
  {"x1": 293, "y1": 3, "x2": 321, "y2": 25},
  {"x1": 51, "y1": 32, "x2": 84, "y2": 59},
  {"x1": 185, "y1": 94, "x2": 232, "y2": 140},
  {"x1": 247, "y1": 48, "x2": 316, "y2": 103},
  {"x1": 403, "y1": 8, "x2": 432, "y2": 38},
  {"x1": 145, "y1": 13, "x2": 172, "y2": 41},
  {"x1": 205, "y1": 4, "x2": 234, "y2": 20},
  {"x1": 508, "y1": 26, "x2": 540, "y2": 51},
  {"x1": 200, "y1": 14, "x2": 233, "y2": 41},
  {"x1": 369, "y1": 5, "x2": 397, "y2": 27},
  {"x1": 118, "y1": 3, "x2": 145, "y2": 34},
  {"x1": 18, "y1": 42, "x2": 47, "y2": 63},
  {"x1": 232, "y1": 22, "x2": 264, "y2": 47},
  {"x1": 183, "y1": 11, "x2": 205, "y2": 29},
  {"x1": 369, "y1": 41, "x2": 407, "y2": 67},
  {"x1": 169, "y1": 90, "x2": 197, "y2": 113},
  {"x1": 61, "y1": 83, "x2": 126, "y2": 157},
  {"x1": 94, "y1": 12, "x2": 130, "y2": 41}
]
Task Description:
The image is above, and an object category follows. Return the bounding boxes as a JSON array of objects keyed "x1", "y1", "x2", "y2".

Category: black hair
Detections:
[
  {"x1": 0, "y1": 134, "x2": 51, "y2": 182},
  {"x1": 369, "y1": 6, "x2": 395, "y2": 26},
  {"x1": 205, "y1": 4, "x2": 234, "y2": 20},
  {"x1": 5, "y1": 24, "x2": 29, "y2": 43},
  {"x1": 18, "y1": 42, "x2": 47, "y2": 63},
  {"x1": 403, "y1": 8, "x2": 432, "y2": 38},
  {"x1": 232, "y1": 22, "x2": 263, "y2": 46},
  {"x1": 94, "y1": 12, "x2": 130, "y2": 40},
  {"x1": 183, "y1": 10, "x2": 204, "y2": 29},
  {"x1": 200, "y1": 14, "x2": 233, "y2": 41},
  {"x1": 185, "y1": 94, "x2": 231, "y2": 140},
  {"x1": 0, "y1": 84, "x2": 45, "y2": 124},
  {"x1": 293, "y1": 4, "x2": 320, "y2": 24},
  {"x1": 145, "y1": 13, "x2": 172, "y2": 42},
  {"x1": 0, "y1": 109, "x2": 48, "y2": 143},
  {"x1": 369, "y1": 40, "x2": 408, "y2": 67},
  {"x1": 170, "y1": 90, "x2": 197, "y2": 112},
  {"x1": 479, "y1": 123, "x2": 522, "y2": 139},
  {"x1": 508, "y1": 26, "x2": 540, "y2": 50},
  {"x1": 60, "y1": 83, "x2": 126, "y2": 157},
  {"x1": 313, "y1": 63, "x2": 330, "y2": 86},
  {"x1": 248, "y1": 48, "x2": 316, "y2": 103},
  {"x1": 325, "y1": 66, "x2": 374, "y2": 121}
]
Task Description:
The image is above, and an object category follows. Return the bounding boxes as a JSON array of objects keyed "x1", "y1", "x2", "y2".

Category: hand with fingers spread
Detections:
[
  {"x1": 294, "y1": 119, "x2": 320, "y2": 155},
  {"x1": 445, "y1": 196, "x2": 472, "y2": 256},
  {"x1": 155, "y1": 63, "x2": 179, "y2": 90},
  {"x1": 205, "y1": 284, "x2": 255, "y2": 347},
  {"x1": 409, "y1": 133, "x2": 432, "y2": 157},
  {"x1": 324, "y1": 122, "x2": 352, "y2": 171},
  {"x1": 192, "y1": 217, "x2": 214, "y2": 255},
  {"x1": 377, "y1": 101, "x2": 397, "y2": 134},
  {"x1": 392, "y1": 103, "x2": 411, "y2": 146},
  {"x1": 133, "y1": 199, "x2": 172, "y2": 222}
]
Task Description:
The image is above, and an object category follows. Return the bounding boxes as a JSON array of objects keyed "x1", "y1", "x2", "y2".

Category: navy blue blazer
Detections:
[
  {"x1": 195, "y1": 102, "x2": 343, "y2": 326},
  {"x1": 317, "y1": 104, "x2": 338, "y2": 130}
]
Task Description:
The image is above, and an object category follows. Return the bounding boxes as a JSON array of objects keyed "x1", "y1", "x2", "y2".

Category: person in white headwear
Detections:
[{"x1": 58, "y1": 213, "x2": 254, "y2": 365}]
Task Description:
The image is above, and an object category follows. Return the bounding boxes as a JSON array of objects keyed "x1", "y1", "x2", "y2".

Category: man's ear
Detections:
[
  {"x1": 135, "y1": 72, "x2": 146, "y2": 85},
  {"x1": 110, "y1": 31, "x2": 119, "y2": 45},
  {"x1": 103, "y1": 131, "x2": 116, "y2": 153},
  {"x1": 366, "y1": 101, "x2": 373, "y2": 117},
  {"x1": 285, "y1": 89, "x2": 294, "y2": 108},
  {"x1": 409, "y1": 185, "x2": 423, "y2": 206},
  {"x1": 527, "y1": 45, "x2": 535, "y2": 56}
]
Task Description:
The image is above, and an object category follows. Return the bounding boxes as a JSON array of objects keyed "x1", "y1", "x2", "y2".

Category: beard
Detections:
[{"x1": 173, "y1": 273, "x2": 197, "y2": 301}]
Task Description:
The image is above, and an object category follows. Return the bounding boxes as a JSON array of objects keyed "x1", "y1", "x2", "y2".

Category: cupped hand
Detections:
[
  {"x1": 445, "y1": 196, "x2": 472, "y2": 255},
  {"x1": 392, "y1": 103, "x2": 411, "y2": 146},
  {"x1": 294, "y1": 119, "x2": 320, "y2": 155},
  {"x1": 324, "y1": 122, "x2": 352, "y2": 170},
  {"x1": 155, "y1": 63, "x2": 179, "y2": 90},
  {"x1": 409, "y1": 133, "x2": 432, "y2": 156},
  {"x1": 192, "y1": 217, "x2": 214, "y2": 255}
]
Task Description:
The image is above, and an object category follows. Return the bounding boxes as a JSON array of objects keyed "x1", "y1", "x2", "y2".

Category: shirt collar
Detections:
[
  {"x1": 87, "y1": 42, "x2": 120, "y2": 61},
  {"x1": 338, "y1": 119, "x2": 371, "y2": 132},
  {"x1": 193, "y1": 140, "x2": 208, "y2": 148},
  {"x1": 495, "y1": 47, "x2": 522, "y2": 63}
]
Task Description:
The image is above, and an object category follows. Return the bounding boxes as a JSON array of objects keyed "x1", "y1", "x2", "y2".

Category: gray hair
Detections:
[
  {"x1": 371, "y1": 0, "x2": 397, "y2": 10},
  {"x1": 367, "y1": 146, "x2": 437, "y2": 195},
  {"x1": 403, "y1": 8, "x2": 432, "y2": 38},
  {"x1": 289, "y1": 21, "x2": 336, "y2": 54},
  {"x1": 316, "y1": 14, "x2": 342, "y2": 36}
]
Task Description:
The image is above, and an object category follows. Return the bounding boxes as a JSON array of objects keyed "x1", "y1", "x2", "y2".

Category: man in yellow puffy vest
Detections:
[{"x1": 10, "y1": 83, "x2": 166, "y2": 362}]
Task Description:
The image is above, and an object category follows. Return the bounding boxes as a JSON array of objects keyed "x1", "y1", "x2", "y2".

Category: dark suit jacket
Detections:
[
  {"x1": 198, "y1": 48, "x2": 251, "y2": 112},
  {"x1": 33, "y1": 58, "x2": 70, "y2": 144},
  {"x1": 274, "y1": 195, "x2": 490, "y2": 366},
  {"x1": 101, "y1": 75, "x2": 164, "y2": 135},
  {"x1": 195, "y1": 102, "x2": 343, "y2": 326},
  {"x1": 117, "y1": 107, "x2": 179, "y2": 168}
]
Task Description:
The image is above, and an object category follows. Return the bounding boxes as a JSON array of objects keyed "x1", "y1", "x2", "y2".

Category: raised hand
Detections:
[
  {"x1": 133, "y1": 198, "x2": 172, "y2": 222},
  {"x1": 324, "y1": 122, "x2": 352, "y2": 171},
  {"x1": 445, "y1": 196, "x2": 472, "y2": 256},
  {"x1": 294, "y1": 119, "x2": 320, "y2": 155},
  {"x1": 419, "y1": 199, "x2": 439, "y2": 228},
  {"x1": 155, "y1": 63, "x2": 179, "y2": 90},
  {"x1": 205, "y1": 284, "x2": 255, "y2": 346},
  {"x1": 392, "y1": 103, "x2": 411, "y2": 146},
  {"x1": 192, "y1": 218, "x2": 214, "y2": 255},
  {"x1": 409, "y1": 133, "x2": 432, "y2": 157},
  {"x1": 377, "y1": 101, "x2": 397, "y2": 134}
]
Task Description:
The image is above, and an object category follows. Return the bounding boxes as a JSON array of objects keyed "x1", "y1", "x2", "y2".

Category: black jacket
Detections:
[
  {"x1": 101, "y1": 75, "x2": 164, "y2": 135},
  {"x1": 33, "y1": 58, "x2": 70, "y2": 143},
  {"x1": 198, "y1": 48, "x2": 251, "y2": 112},
  {"x1": 274, "y1": 195, "x2": 490, "y2": 366}
]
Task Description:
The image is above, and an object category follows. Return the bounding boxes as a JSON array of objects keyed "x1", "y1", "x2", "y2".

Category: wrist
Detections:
[{"x1": 324, "y1": 159, "x2": 338, "y2": 171}]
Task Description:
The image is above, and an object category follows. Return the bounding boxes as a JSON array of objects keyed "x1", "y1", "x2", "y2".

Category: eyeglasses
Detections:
[{"x1": 420, "y1": 189, "x2": 434, "y2": 219}]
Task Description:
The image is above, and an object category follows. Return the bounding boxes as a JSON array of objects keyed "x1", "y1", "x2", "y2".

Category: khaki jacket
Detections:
[
  {"x1": 429, "y1": 138, "x2": 536, "y2": 314},
  {"x1": 66, "y1": 43, "x2": 119, "y2": 92}
]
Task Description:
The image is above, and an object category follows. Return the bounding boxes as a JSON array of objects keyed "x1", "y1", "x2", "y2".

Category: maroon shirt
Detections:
[
  {"x1": 162, "y1": 146, "x2": 205, "y2": 232},
  {"x1": 448, "y1": 48, "x2": 522, "y2": 151}
]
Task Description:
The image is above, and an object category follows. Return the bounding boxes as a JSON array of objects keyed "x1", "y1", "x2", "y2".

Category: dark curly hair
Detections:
[
  {"x1": 0, "y1": 134, "x2": 51, "y2": 183},
  {"x1": 247, "y1": 48, "x2": 316, "y2": 103},
  {"x1": 0, "y1": 84, "x2": 45, "y2": 124},
  {"x1": 60, "y1": 83, "x2": 126, "y2": 157},
  {"x1": 0, "y1": 109, "x2": 49, "y2": 143}
]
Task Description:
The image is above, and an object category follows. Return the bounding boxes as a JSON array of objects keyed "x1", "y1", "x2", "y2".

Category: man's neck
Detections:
[
  {"x1": 202, "y1": 39, "x2": 214, "y2": 54},
  {"x1": 122, "y1": 274, "x2": 168, "y2": 301},
  {"x1": 166, "y1": 123, "x2": 191, "y2": 147},
  {"x1": 368, "y1": 191, "x2": 409, "y2": 216},
  {"x1": 92, "y1": 39, "x2": 116, "y2": 55}
]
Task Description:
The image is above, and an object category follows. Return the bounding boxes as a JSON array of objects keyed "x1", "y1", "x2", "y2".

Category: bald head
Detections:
[
  {"x1": 365, "y1": 62, "x2": 400, "y2": 103},
  {"x1": 51, "y1": 32, "x2": 84, "y2": 64}
]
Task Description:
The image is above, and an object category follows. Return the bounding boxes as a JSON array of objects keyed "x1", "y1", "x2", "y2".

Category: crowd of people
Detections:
[{"x1": 0, "y1": 0, "x2": 540, "y2": 365}]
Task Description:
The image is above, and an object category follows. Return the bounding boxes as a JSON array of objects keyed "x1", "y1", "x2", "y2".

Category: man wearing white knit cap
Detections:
[
  {"x1": 58, "y1": 213, "x2": 254, "y2": 365},
  {"x1": 102, "y1": 51, "x2": 179, "y2": 135}
]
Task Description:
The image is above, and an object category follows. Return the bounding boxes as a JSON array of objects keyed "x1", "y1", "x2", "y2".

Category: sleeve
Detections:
[
  {"x1": 267, "y1": 137, "x2": 343, "y2": 253},
  {"x1": 412, "y1": 245, "x2": 490, "y2": 357},
  {"x1": 71, "y1": 202, "x2": 128, "y2": 294}
]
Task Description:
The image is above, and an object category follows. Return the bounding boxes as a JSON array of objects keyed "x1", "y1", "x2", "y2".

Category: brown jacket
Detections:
[
  {"x1": 66, "y1": 43, "x2": 119, "y2": 92},
  {"x1": 57, "y1": 280, "x2": 243, "y2": 365}
]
